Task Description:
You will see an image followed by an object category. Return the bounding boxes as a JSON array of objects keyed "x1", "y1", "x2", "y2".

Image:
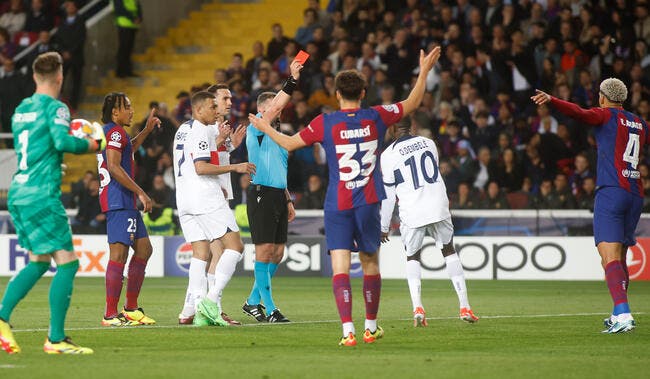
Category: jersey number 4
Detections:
[{"x1": 623, "y1": 134, "x2": 640, "y2": 169}]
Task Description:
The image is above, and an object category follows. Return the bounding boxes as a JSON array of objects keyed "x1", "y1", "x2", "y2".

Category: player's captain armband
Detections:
[{"x1": 295, "y1": 50, "x2": 310, "y2": 65}]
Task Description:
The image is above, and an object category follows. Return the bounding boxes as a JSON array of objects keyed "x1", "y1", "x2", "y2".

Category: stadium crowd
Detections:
[
  {"x1": 4, "y1": 0, "x2": 650, "y2": 220},
  {"x1": 131, "y1": 0, "x2": 649, "y2": 214},
  {"x1": 0, "y1": 0, "x2": 90, "y2": 142}
]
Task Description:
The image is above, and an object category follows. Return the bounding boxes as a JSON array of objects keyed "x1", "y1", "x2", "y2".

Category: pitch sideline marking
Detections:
[{"x1": 10, "y1": 312, "x2": 645, "y2": 333}]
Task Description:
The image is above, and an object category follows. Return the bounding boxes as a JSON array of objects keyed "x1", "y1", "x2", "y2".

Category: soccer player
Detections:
[
  {"x1": 177, "y1": 84, "x2": 247, "y2": 326},
  {"x1": 241, "y1": 60, "x2": 303, "y2": 323},
  {"x1": 99, "y1": 92, "x2": 160, "y2": 326},
  {"x1": 531, "y1": 79, "x2": 649, "y2": 333},
  {"x1": 379, "y1": 119, "x2": 478, "y2": 327},
  {"x1": 174, "y1": 91, "x2": 255, "y2": 326},
  {"x1": 248, "y1": 46, "x2": 442, "y2": 345},
  {"x1": 0, "y1": 52, "x2": 97, "y2": 354}
]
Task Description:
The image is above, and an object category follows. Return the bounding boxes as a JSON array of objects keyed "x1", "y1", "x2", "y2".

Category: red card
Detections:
[{"x1": 295, "y1": 50, "x2": 310, "y2": 65}]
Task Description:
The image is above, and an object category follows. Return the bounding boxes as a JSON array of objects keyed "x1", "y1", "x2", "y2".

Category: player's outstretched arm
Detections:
[
  {"x1": 194, "y1": 161, "x2": 256, "y2": 176},
  {"x1": 106, "y1": 148, "x2": 152, "y2": 212},
  {"x1": 400, "y1": 46, "x2": 441, "y2": 116},
  {"x1": 248, "y1": 113, "x2": 307, "y2": 152},
  {"x1": 531, "y1": 89, "x2": 607, "y2": 125},
  {"x1": 131, "y1": 108, "x2": 161, "y2": 152},
  {"x1": 261, "y1": 60, "x2": 304, "y2": 123}
]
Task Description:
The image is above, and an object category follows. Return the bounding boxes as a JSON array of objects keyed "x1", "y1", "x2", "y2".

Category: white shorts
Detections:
[
  {"x1": 399, "y1": 218, "x2": 454, "y2": 256},
  {"x1": 179, "y1": 204, "x2": 239, "y2": 243}
]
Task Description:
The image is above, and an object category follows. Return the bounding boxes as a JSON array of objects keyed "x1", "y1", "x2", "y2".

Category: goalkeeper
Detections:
[{"x1": 0, "y1": 52, "x2": 101, "y2": 355}]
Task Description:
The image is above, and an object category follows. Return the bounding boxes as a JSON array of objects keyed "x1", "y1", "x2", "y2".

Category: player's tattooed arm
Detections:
[{"x1": 131, "y1": 108, "x2": 161, "y2": 152}]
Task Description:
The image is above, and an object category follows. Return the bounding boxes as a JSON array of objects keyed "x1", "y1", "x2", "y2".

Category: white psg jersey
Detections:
[
  {"x1": 173, "y1": 119, "x2": 227, "y2": 216},
  {"x1": 210, "y1": 123, "x2": 234, "y2": 200},
  {"x1": 380, "y1": 135, "x2": 451, "y2": 231}
]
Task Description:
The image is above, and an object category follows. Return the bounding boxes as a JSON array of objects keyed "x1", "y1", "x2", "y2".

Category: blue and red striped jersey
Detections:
[
  {"x1": 550, "y1": 97, "x2": 649, "y2": 197},
  {"x1": 98, "y1": 122, "x2": 137, "y2": 212},
  {"x1": 299, "y1": 103, "x2": 404, "y2": 211}
]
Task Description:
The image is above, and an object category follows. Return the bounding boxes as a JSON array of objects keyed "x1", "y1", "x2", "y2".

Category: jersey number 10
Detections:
[{"x1": 397, "y1": 151, "x2": 439, "y2": 190}]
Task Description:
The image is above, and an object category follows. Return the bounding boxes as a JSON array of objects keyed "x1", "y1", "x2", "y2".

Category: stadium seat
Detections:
[{"x1": 506, "y1": 192, "x2": 530, "y2": 209}]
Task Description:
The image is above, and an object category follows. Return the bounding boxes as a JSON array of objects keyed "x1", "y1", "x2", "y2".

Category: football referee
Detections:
[{"x1": 241, "y1": 59, "x2": 303, "y2": 323}]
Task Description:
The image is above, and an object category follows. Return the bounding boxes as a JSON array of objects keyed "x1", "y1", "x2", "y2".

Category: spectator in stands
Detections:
[
  {"x1": 307, "y1": 72, "x2": 337, "y2": 112},
  {"x1": 226, "y1": 52, "x2": 246, "y2": 82},
  {"x1": 0, "y1": 58, "x2": 33, "y2": 144},
  {"x1": 577, "y1": 176, "x2": 596, "y2": 211},
  {"x1": 273, "y1": 39, "x2": 298, "y2": 79},
  {"x1": 296, "y1": 174, "x2": 325, "y2": 209},
  {"x1": 156, "y1": 152, "x2": 174, "y2": 190},
  {"x1": 230, "y1": 79, "x2": 249, "y2": 125},
  {"x1": 25, "y1": 30, "x2": 58, "y2": 69},
  {"x1": 24, "y1": 0, "x2": 53, "y2": 32},
  {"x1": 492, "y1": 147, "x2": 524, "y2": 193},
  {"x1": 473, "y1": 146, "x2": 494, "y2": 192},
  {"x1": 295, "y1": 8, "x2": 318, "y2": 46},
  {"x1": 267, "y1": 23, "x2": 290, "y2": 63},
  {"x1": 550, "y1": 173, "x2": 577, "y2": 209},
  {"x1": 245, "y1": 41, "x2": 265, "y2": 88},
  {"x1": 72, "y1": 178, "x2": 105, "y2": 234},
  {"x1": 172, "y1": 91, "x2": 191, "y2": 123},
  {"x1": 113, "y1": 0, "x2": 142, "y2": 78},
  {"x1": 151, "y1": 174, "x2": 174, "y2": 209},
  {"x1": 0, "y1": 26, "x2": 15, "y2": 61},
  {"x1": 451, "y1": 182, "x2": 477, "y2": 209},
  {"x1": 69, "y1": 170, "x2": 94, "y2": 209},
  {"x1": 0, "y1": 0, "x2": 26, "y2": 37},
  {"x1": 143, "y1": 189, "x2": 176, "y2": 236},
  {"x1": 479, "y1": 181, "x2": 509, "y2": 209},
  {"x1": 54, "y1": 0, "x2": 86, "y2": 110},
  {"x1": 454, "y1": 139, "x2": 477, "y2": 185}
]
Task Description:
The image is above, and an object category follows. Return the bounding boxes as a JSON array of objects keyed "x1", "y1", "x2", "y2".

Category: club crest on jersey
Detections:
[
  {"x1": 381, "y1": 104, "x2": 400, "y2": 114},
  {"x1": 198, "y1": 141, "x2": 209, "y2": 150},
  {"x1": 110, "y1": 131, "x2": 122, "y2": 142},
  {"x1": 56, "y1": 106, "x2": 70, "y2": 120}
]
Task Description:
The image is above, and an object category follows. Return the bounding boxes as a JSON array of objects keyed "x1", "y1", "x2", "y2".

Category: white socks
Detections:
[
  {"x1": 207, "y1": 273, "x2": 215, "y2": 291},
  {"x1": 184, "y1": 258, "x2": 208, "y2": 315},
  {"x1": 445, "y1": 253, "x2": 470, "y2": 309},
  {"x1": 206, "y1": 249, "x2": 241, "y2": 305},
  {"x1": 406, "y1": 260, "x2": 423, "y2": 310},
  {"x1": 364, "y1": 319, "x2": 377, "y2": 333},
  {"x1": 342, "y1": 322, "x2": 355, "y2": 337}
]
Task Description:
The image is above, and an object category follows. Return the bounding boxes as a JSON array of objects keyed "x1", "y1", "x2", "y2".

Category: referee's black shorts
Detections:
[{"x1": 247, "y1": 184, "x2": 288, "y2": 245}]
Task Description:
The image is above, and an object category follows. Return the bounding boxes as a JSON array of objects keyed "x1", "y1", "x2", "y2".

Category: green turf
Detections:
[{"x1": 0, "y1": 276, "x2": 648, "y2": 379}]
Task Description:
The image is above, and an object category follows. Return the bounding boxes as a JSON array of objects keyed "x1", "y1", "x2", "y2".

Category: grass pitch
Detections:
[{"x1": 0, "y1": 276, "x2": 648, "y2": 379}]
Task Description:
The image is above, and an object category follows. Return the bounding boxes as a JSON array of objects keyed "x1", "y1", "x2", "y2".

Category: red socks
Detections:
[
  {"x1": 105, "y1": 260, "x2": 124, "y2": 318},
  {"x1": 332, "y1": 273, "x2": 352, "y2": 323},
  {"x1": 126, "y1": 256, "x2": 147, "y2": 310},
  {"x1": 363, "y1": 274, "x2": 381, "y2": 320},
  {"x1": 605, "y1": 261, "x2": 629, "y2": 307}
]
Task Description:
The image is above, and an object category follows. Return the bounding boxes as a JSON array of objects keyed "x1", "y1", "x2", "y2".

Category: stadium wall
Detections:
[{"x1": 2, "y1": 234, "x2": 650, "y2": 281}]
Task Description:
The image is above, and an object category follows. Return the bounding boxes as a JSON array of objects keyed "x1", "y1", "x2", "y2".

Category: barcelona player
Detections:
[
  {"x1": 249, "y1": 46, "x2": 442, "y2": 345},
  {"x1": 98, "y1": 92, "x2": 161, "y2": 326},
  {"x1": 532, "y1": 79, "x2": 649, "y2": 333},
  {"x1": 0, "y1": 52, "x2": 98, "y2": 354}
]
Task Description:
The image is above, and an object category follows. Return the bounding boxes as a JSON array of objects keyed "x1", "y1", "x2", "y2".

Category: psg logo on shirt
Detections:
[{"x1": 111, "y1": 131, "x2": 122, "y2": 142}]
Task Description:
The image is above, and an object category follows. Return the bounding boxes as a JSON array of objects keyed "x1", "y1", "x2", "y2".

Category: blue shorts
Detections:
[
  {"x1": 324, "y1": 203, "x2": 381, "y2": 253},
  {"x1": 106, "y1": 210, "x2": 148, "y2": 246},
  {"x1": 593, "y1": 187, "x2": 643, "y2": 247}
]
